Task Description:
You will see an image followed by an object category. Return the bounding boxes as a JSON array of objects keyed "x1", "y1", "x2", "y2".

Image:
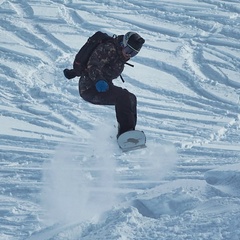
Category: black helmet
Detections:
[{"x1": 123, "y1": 32, "x2": 145, "y2": 53}]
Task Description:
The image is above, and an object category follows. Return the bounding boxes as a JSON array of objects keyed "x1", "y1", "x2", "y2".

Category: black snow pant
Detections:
[{"x1": 79, "y1": 82, "x2": 137, "y2": 135}]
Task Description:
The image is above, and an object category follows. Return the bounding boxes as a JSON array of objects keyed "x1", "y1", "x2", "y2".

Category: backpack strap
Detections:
[
  {"x1": 126, "y1": 62, "x2": 134, "y2": 67},
  {"x1": 119, "y1": 63, "x2": 134, "y2": 83}
]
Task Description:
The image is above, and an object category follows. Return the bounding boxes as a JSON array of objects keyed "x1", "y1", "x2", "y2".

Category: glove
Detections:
[
  {"x1": 63, "y1": 69, "x2": 77, "y2": 79},
  {"x1": 95, "y1": 80, "x2": 109, "y2": 92}
]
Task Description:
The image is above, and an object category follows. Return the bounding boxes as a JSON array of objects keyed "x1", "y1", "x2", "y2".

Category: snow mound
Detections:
[
  {"x1": 204, "y1": 164, "x2": 240, "y2": 197},
  {"x1": 132, "y1": 179, "x2": 206, "y2": 218}
]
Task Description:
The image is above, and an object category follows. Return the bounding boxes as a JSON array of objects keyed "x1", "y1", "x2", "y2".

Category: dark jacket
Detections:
[{"x1": 79, "y1": 36, "x2": 127, "y2": 94}]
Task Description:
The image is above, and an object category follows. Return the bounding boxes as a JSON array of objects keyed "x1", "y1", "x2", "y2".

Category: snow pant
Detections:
[{"x1": 79, "y1": 82, "x2": 137, "y2": 135}]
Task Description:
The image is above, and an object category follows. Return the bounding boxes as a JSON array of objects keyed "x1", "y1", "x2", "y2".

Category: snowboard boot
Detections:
[{"x1": 117, "y1": 123, "x2": 134, "y2": 139}]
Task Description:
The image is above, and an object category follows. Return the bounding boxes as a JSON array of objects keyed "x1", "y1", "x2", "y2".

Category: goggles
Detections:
[{"x1": 123, "y1": 45, "x2": 139, "y2": 57}]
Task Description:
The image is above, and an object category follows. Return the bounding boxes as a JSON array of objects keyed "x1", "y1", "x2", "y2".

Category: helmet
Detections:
[{"x1": 123, "y1": 32, "x2": 145, "y2": 53}]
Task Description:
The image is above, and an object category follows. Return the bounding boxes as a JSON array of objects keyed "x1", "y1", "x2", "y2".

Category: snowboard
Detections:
[{"x1": 117, "y1": 130, "x2": 146, "y2": 152}]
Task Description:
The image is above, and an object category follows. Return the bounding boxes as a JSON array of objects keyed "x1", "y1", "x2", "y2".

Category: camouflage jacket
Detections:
[{"x1": 79, "y1": 37, "x2": 127, "y2": 93}]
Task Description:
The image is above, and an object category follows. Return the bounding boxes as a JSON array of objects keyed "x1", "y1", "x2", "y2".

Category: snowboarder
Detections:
[{"x1": 64, "y1": 32, "x2": 145, "y2": 137}]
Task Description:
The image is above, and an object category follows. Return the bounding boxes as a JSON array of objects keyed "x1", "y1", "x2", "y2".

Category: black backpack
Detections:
[{"x1": 73, "y1": 31, "x2": 113, "y2": 76}]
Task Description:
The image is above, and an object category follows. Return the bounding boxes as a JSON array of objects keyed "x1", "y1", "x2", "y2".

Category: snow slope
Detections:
[{"x1": 1, "y1": 0, "x2": 240, "y2": 239}]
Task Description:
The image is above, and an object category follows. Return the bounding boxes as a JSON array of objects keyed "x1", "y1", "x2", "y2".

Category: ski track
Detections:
[{"x1": 1, "y1": 0, "x2": 240, "y2": 239}]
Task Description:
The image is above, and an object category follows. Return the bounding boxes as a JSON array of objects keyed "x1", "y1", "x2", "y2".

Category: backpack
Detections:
[{"x1": 73, "y1": 31, "x2": 113, "y2": 76}]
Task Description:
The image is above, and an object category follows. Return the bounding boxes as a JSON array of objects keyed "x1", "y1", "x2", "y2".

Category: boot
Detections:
[{"x1": 117, "y1": 123, "x2": 134, "y2": 139}]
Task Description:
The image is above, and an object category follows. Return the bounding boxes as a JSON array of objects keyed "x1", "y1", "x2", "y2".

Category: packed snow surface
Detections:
[{"x1": 1, "y1": 0, "x2": 240, "y2": 239}]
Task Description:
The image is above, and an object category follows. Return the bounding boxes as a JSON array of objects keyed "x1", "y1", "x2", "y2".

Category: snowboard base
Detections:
[{"x1": 117, "y1": 130, "x2": 146, "y2": 152}]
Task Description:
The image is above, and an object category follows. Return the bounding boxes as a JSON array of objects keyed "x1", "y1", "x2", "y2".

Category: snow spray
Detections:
[{"x1": 41, "y1": 123, "x2": 118, "y2": 223}]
